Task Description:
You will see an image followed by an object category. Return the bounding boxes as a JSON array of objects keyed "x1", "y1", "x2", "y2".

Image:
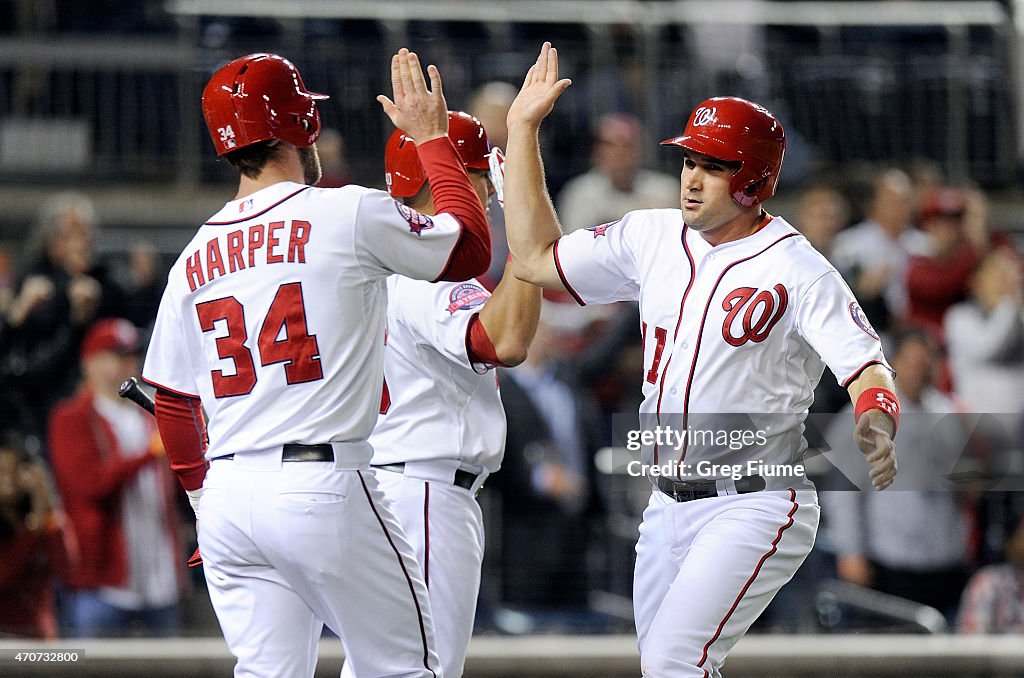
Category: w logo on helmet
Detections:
[
  {"x1": 692, "y1": 106, "x2": 718, "y2": 127},
  {"x1": 721, "y1": 284, "x2": 788, "y2": 347}
]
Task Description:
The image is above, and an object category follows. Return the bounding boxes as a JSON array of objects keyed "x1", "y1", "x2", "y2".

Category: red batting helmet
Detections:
[
  {"x1": 202, "y1": 53, "x2": 328, "y2": 156},
  {"x1": 661, "y1": 96, "x2": 786, "y2": 208},
  {"x1": 385, "y1": 111, "x2": 491, "y2": 198}
]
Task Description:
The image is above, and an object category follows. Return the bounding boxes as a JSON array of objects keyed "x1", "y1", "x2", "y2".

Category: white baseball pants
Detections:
[
  {"x1": 633, "y1": 488, "x2": 819, "y2": 678},
  {"x1": 199, "y1": 448, "x2": 440, "y2": 678},
  {"x1": 342, "y1": 464, "x2": 485, "y2": 678}
]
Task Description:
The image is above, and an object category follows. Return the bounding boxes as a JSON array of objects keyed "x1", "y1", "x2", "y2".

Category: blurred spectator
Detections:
[
  {"x1": 794, "y1": 184, "x2": 851, "y2": 260},
  {"x1": 957, "y1": 507, "x2": 1024, "y2": 633},
  {"x1": 832, "y1": 168, "x2": 930, "y2": 334},
  {"x1": 111, "y1": 241, "x2": 163, "y2": 330},
  {"x1": 555, "y1": 113, "x2": 678, "y2": 233},
  {"x1": 315, "y1": 128, "x2": 352, "y2": 189},
  {"x1": 49, "y1": 318, "x2": 182, "y2": 637},
  {"x1": 905, "y1": 188, "x2": 985, "y2": 340},
  {"x1": 823, "y1": 329, "x2": 971, "y2": 622},
  {"x1": 469, "y1": 81, "x2": 517, "y2": 286},
  {"x1": 469, "y1": 81, "x2": 517, "y2": 151},
  {"x1": 944, "y1": 248, "x2": 1024, "y2": 415},
  {"x1": 490, "y1": 302, "x2": 604, "y2": 619},
  {"x1": 0, "y1": 430, "x2": 74, "y2": 639},
  {"x1": 794, "y1": 184, "x2": 854, "y2": 414},
  {"x1": 0, "y1": 192, "x2": 130, "y2": 443},
  {"x1": 574, "y1": 302, "x2": 644, "y2": 446}
]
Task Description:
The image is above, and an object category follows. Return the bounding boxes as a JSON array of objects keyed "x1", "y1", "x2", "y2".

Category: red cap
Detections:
[
  {"x1": 80, "y1": 318, "x2": 141, "y2": 360},
  {"x1": 201, "y1": 53, "x2": 328, "y2": 156},
  {"x1": 918, "y1": 188, "x2": 966, "y2": 223},
  {"x1": 661, "y1": 96, "x2": 785, "y2": 208},
  {"x1": 384, "y1": 111, "x2": 491, "y2": 198}
]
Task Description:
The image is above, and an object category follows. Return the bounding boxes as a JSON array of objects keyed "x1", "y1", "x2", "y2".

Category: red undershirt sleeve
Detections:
[
  {"x1": 465, "y1": 313, "x2": 507, "y2": 367},
  {"x1": 416, "y1": 137, "x2": 491, "y2": 282},
  {"x1": 154, "y1": 389, "x2": 208, "y2": 492}
]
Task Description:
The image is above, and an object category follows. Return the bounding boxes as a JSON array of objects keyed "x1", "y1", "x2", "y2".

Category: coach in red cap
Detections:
[{"x1": 47, "y1": 318, "x2": 185, "y2": 637}]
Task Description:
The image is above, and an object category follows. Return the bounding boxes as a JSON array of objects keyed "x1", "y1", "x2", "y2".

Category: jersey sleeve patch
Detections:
[
  {"x1": 394, "y1": 200, "x2": 435, "y2": 236},
  {"x1": 586, "y1": 219, "x2": 620, "y2": 238},
  {"x1": 849, "y1": 301, "x2": 880, "y2": 340},
  {"x1": 446, "y1": 282, "x2": 490, "y2": 314}
]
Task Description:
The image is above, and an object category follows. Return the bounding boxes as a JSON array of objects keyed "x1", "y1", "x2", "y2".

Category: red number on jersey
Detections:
[
  {"x1": 642, "y1": 322, "x2": 668, "y2": 385},
  {"x1": 196, "y1": 297, "x2": 257, "y2": 397},
  {"x1": 197, "y1": 282, "x2": 323, "y2": 398},
  {"x1": 379, "y1": 377, "x2": 391, "y2": 414},
  {"x1": 379, "y1": 330, "x2": 391, "y2": 414},
  {"x1": 258, "y1": 282, "x2": 324, "y2": 384}
]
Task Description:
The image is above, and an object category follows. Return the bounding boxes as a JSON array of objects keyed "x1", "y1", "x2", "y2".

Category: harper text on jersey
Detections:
[{"x1": 185, "y1": 220, "x2": 312, "y2": 291}]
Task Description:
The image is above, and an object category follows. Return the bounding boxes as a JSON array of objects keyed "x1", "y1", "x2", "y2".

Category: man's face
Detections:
[
  {"x1": 890, "y1": 338, "x2": 935, "y2": 401},
  {"x1": 680, "y1": 150, "x2": 745, "y2": 233},
  {"x1": 84, "y1": 352, "x2": 142, "y2": 394},
  {"x1": 299, "y1": 144, "x2": 322, "y2": 186}
]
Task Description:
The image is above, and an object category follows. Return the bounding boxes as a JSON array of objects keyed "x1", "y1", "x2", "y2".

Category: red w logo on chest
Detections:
[{"x1": 721, "y1": 284, "x2": 789, "y2": 346}]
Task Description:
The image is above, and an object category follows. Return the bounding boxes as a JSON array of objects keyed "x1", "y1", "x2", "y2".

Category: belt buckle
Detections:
[{"x1": 659, "y1": 476, "x2": 706, "y2": 503}]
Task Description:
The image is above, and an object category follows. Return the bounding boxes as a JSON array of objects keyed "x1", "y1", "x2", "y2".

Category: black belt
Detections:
[
  {"x1": 218, "y1": 444, "x2": 334, "y2": 463},
  {"x1": 373, "y1": 463, "x2": 478, "y2": 491},
  {"x1": 656, "y1": 474, "x2": 766, "y2": 502}
]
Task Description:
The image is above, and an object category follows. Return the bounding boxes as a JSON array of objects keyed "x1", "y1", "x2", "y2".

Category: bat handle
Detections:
[
  {"x1": 119, "y1": 376, "x2": 156, "y2": 415},
  {"x1": 118, "y1": 377, "x2": 138, "y2": 398}
]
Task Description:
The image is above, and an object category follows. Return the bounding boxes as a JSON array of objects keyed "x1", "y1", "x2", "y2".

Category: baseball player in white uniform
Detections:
[
  {"x1": 142, "y1": 50, "x2": 491, "y2": 677},
  {"x1": 502, "y1": 44, "x2": 900, "y2": 677},
  {"x1": 340, "y1": 111, "x2": 540, "y2": 678}
]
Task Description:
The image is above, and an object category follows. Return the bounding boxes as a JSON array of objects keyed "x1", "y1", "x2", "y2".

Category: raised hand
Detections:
[
  {"x1": 853, "y1": 415, "x2": 897, "y2": 490},
  {"x1": 507, "y1": 42, "x2": 572, "y2": 130},
  {"x1": 377, "y1": 48, "x2": 448, "y2": 145}
]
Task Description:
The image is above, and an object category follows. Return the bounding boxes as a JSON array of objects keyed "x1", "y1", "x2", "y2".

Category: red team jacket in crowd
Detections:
[{"x1": 48, "y1": 387, "x2": 180, "y2": 591}]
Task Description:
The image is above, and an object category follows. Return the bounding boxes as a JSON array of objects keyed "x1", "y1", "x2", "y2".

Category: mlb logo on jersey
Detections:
[
  {"x1": 238, "y1": 198, "x2": 254, "y2": 213},
  {"x1": 446, "y1": 283, "x2": 490, "y2": 314},
  {"x1": 394, "y1": 201, "x2": 434, "y2": 235}
]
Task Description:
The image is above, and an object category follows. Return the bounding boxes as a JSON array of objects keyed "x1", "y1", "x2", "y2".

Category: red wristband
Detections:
[{"x1": 854, "y1": 387, "x2": 900, "y2": 434}]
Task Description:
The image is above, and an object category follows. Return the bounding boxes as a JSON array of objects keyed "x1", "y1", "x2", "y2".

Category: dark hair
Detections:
[{"x1": 223, "y1": 140, "x2": 284, "y2": 178}]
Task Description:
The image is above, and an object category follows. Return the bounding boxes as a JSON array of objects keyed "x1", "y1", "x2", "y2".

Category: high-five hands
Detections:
[
  {"x1": 507, "y1": 42, "x2": 573, "y2": 130},
  {"x1": 377, "y1": 48, "x2": 449, "y2": 144}
]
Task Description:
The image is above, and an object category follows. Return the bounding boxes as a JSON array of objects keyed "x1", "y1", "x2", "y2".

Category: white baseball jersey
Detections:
[
  {"x1": 143, "y1": 181, "x2": 465, "y2": 460},
  {"x1": 555, "y1": 210, "x2": 889, "y2": 487},
  {"x1": 555, "y1": 208, "x2": 882, "y2": 676},
  {"x1": 143, "y1": 179, "x2": 469, "y2": 678},
  {"x1": 370, "y1": 275, "x2": 506, "y2": 473}
]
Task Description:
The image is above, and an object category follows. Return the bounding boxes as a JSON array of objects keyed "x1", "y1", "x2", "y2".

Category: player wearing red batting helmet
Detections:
[
  {"x1": 348, "y1": 110, "x2": 541, "y2": 678},
  {"x1": 386, "y1": 110, "x2": 504, "y2": 216},
  {"x1": 145, "y1": 48, "x2": 493, "y2": 677},
  {"x1": 201, "y1": 53, "x2": 328, "y2": 155},
  {"x1": 501, "y1": 43, "x2": 899, "y2": 677},
  {"x1": 201, "y1": 53, "x2": 329, "y2": 186},
  {"x1": 661, "y1": 96, "x2": 786, "y2": 208}
]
